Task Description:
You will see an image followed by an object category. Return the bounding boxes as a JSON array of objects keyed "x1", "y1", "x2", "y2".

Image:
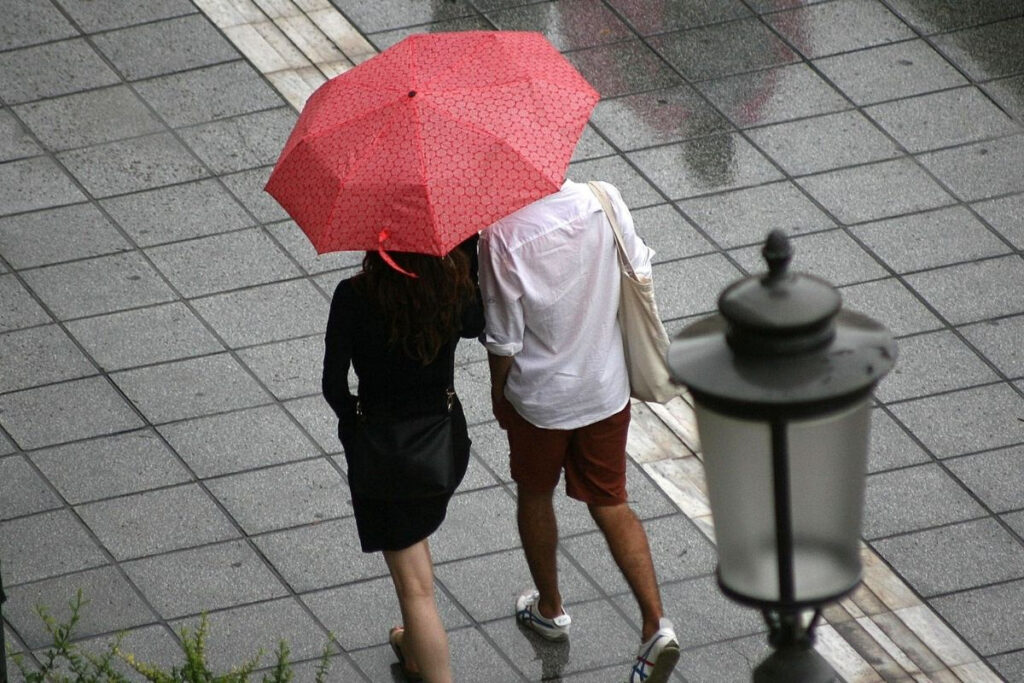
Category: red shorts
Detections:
[{"x1": 506, "y1": 402, "x2": 631, "y2": 506}]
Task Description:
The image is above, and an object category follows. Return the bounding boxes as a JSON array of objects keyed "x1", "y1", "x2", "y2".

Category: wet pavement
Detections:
[{"x1": 1, "y1": 0, "x2": 1023, "y2": 681}]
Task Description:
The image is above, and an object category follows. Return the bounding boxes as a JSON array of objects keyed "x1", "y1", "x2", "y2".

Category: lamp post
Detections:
[{"x1": 667, "y1": 231, "x2": 896, "y2": 682}]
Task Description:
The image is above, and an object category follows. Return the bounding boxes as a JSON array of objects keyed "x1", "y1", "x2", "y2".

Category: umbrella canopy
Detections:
[{"x1": 265, "y1": 31, "x2": 600, "y2": 257}]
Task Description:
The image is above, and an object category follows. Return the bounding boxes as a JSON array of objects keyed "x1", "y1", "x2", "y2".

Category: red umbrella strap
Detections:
[{"x1": 378, "y1": 228, "x2": 419, "y2": 278}]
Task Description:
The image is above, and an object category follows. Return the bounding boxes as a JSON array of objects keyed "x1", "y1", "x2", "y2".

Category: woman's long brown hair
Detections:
[{"x1": 357, "y1": 248, "x2": 476, "y2": 365}]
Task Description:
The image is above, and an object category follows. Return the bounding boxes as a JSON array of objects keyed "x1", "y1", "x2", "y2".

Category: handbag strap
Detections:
[{"x1": 587, "y1": 181, "x2": 639, "y2": 281}]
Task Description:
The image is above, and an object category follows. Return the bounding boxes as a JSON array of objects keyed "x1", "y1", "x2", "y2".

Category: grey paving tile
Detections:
[
  {"x1": 170, "y1": 598, "x2": 330, "y2": 672},
  {"x1": 430, "y1": 487, "x2": 520, "y2": 563},
  {"x1": 972, "y1": 192, "x2": 1024, "y2": 250},
  {"x1": 931, "y1": 17, "x2": 1024, "y2": 82},
  {"x1": 237, "y1": 336, "x2": 322, "y2": 400},
  {"x1": 283, "y1": 395, "x2": 340, "y2": 455},
  {"x1": 607, "y1": 0, "x2": 751, "y2": 33},
  {"x1": 3, "y1": 565, "x2": 155, "y2": 650},
  {"x1": 851, "y1": 205, "x2": 1012, "y2": 274},
  {"x1": 814, "y1": 39, "x2": 968, "y2": 106},
  {"x1": 77, "y1": 483, "x2": 239, "y2": 560},
  {"x1": 628, "y1": 134, "x2": 784, "y2": 200},
  {"x1": 0, "y1": 376, "x2": 143, "y2": 450},
  {"x1": 435, "y1": 547, "x2": 599, "y2": 623},
  {"x1": 918, "y1": 134, "x2": 1024, "y2": 202},
  {"x1": 0, "y1": 455, "x2": 61, "y2": 520},
  {"x1": 868, "y1": 408, "x2": 931, "y2": 472},
  {"x1": 0, "y1": 39, "x2": 120, "y2": 105},
  {"x1": 905, "y1": 255, "x2": 1024, "y2": 325},
  {"x1": 885, "y1": 0, "x2": 1024, "y2": 34},
  {"x1": 626, "y1": 459, "x2": 689, "y2": 520},
  {"x1": 0, "y1": 156, "x2": 86, "y2": 216},
  {"x1": 123, "y1": 540, "x2": 288, "y2": 619},
  {"x1": 0, "y1": 509, "x2": 107, "y2": 584},
  {"x1": 767, "y1": 0, "x2": 914, "y2": 58},
  {"x1": 748, "y1": 110, "x2": 901, "y2": 175},
  {"x1": 485, "y1": 0, "x2": 632, "y2": 50},
  {"x1": 254, "y1": 517, "x2": 386, "y2": 592},
  {"x1": 0, "y1": 203, "x2": 131, "y2": 269},
  {"x1": 20, "y1": 251, "x2": 176, "y2": 320},
  {"x1": 652, "y1": 253, "x2": 745, "y2": 320},
  {"x1": 158, "y1": 404, "x2": 320, "y2": 478},
  {"x1": 1005, "y1": 511, "x2": 1024, "y2": 538},
  {"x1": 207, "y1": 459, "x2": 349, "y2": 535},
  {"x1": 890, "y1": 382, "x2": 1024, "y2": 458},
  {"x1": 0, "y1": 430, "x2": 15, "y2": 456},
  {"x1": 0, "y1": 324, "x2": 95, "y2": 393},
  {"x1": 991, "y1": 650, "x2": 1024, "y2": 683},
  {"x1": 629, "y1": 204, "x2": 713, "y2": 264},
  {"x1": 145, "y1": 228, "x2": 300, "y2": 298},
  {"x1": 100, "y1": 178, "x2": 254, "y2": 247},
  {"x1": 931, "y1": 579, "x2": 1024, "y2": 655},
  {"x1": 221, "y1": 165, "x2": 289, "y2": 223},
  {"x1": 838, "y1": 278, "x2": 942, "y2": 337},
  {"x1": 91, "y1": 14, "x2": 240, "y2": 81},
  {"x1": 565, "y1": 40, "x2": 683, "y2": 99},
  {"x1": 330, "y1": 0, "x2": 476, "y2": 33},
  {"x1": 30, "y1": 430, "x2": 191, "y2": 504},
  {"x1": 65, "y1": 302, "x2": 223, "y2": 372},
  {"x1": 567, "y1": 157, "x2": 664, "y2": 208},
  {"x1": 302, "y1": 575, "x2": 469, "y2": 650},
  {"x1": 697, "y1": 63, "x2": 850, "y2": 129},
  {"x1": 651, "y1": 18, "x2": 798, "y2": 81},
  {"x1": 984, "y1": 73, "x2": 1024, "y2": 126},
  {"x1": 447, "y1": 627, "x2": 524, "y2": 683},
  {"x1": 54, "y1": 0, "x2": 196, "y2": 32},
  {"x1": 72, "y1": 624, "x2": 184, "y2": 682},
  {"x1": 961, "y1": 314, "x2": 1024, "y2": 379},
  {"x1": 675, "y1": 634, "x2": 770, "y2": 683},
  {"x1": 873, "y1": 519, "x2": 1024, "y2": 596},
  {"x1": 191, "y1": 279, "x2": 326, "y2": 348},
  {"x1": 281, "y1": 655, "x2": 362, "y2": 683},
  {"x1": 946, "y1": 445, "x2": 1024, "y2": 513},
  {"x1": 865, "y1": 87, "x2": 1021, "y2": 153},
  {"x1": 0, "y1": 109, "x2": 40, "y2": 161},
  {"x1": 649, "y1": 575, "x2": 765, "y2": 648},
  {"x1": 264, "y1": 220, "x2": 362, "y2": 275},
  {"x1": 678, "y1": 181, "x2": 836, "y2": 249},
  {"x1": 57, "y1": 132, "x2": 209, "y2": 198},
  {"x1": 111, "y1": 353, "x2": 270, "y2": 424},
  {"x1": 572, "y1": 123, "x2": 616, "y2": 162},
  {"x1": 0, "y1": 274, "x2": 51, "y2": 332},
  {"x1": 863, "y1": 464, "x2": 986, "y2": 538},
  {"x1": 589, "y1": 86, "x2": 731, "y2": 151},
  {"x1": 485, "y1": 599, "x2": 638, "y2": 679},
  {"x1": 797, "y1": 157, "x2": 955, "y2": 224},
  {"x1": 466, "y1": 419, "x2": 512, "y2": 482},
  {"x1": 134, "y1": 60, "x2": 283, "y2": 129},
  {"x1": 367, "y1": 15, "x2": 493, "y2": 51},
  {"x1": 874, "y1": 330, "x2": 999, "y2": 402},
  {"x1": 13, "y1": 85, "x2": 164, "y2": 151},
  {"x1": 180, "y1": 107, "x2": 295, "y2": 175},
  {"x1": 728, "y1": 228, "x2": 888, "y2": 286},
  {"x1": 0, "y1": 0, "x2": 77, "y2": 51}
]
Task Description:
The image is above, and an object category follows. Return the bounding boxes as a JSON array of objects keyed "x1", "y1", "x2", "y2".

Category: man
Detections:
[{"x1": 479, "y1": 179, "x2": 679, "y2": 683}]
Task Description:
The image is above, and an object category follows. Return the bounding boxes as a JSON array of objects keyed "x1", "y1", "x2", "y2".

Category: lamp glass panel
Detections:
[{"x1": 696, "y1": 400, "x2": 872, "y2": 604}]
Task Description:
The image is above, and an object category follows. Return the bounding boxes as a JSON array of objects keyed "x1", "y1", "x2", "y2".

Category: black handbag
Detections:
[{"x1": 343, "y1": 388, "x2": 462, "y2": 500}]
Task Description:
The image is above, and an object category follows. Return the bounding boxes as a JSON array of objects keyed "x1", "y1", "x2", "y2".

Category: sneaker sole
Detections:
[{"x1": 641, "y1": 643, "x2": 680, "y2": 683}]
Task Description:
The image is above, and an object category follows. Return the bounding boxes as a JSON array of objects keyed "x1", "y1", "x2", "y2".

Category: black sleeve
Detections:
[
  {"x1": 322, "y1": 279, "x2": 356, "y2": 420},
  {"x1": 458, "y1": 234, "x2": 486, "y2": 338}
]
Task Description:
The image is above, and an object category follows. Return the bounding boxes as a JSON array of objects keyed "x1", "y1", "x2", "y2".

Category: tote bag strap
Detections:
[{"x1": 587, "y1": 181, "x2": 639, "y2": 281}]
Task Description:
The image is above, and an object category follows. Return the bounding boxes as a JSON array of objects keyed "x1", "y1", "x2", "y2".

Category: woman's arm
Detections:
[{"x1": 322, "y1": 280, "x2": 356, "y2": 420}]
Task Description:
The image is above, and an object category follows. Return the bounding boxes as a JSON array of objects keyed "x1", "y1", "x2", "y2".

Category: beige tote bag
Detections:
[{"x1": 588, "y1": 182, "x2": 683, "y2": 404}]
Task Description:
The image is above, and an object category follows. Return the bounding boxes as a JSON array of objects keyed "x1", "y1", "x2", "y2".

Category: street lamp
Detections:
[{"x1": 667, "y1": 231, "x2": 896, "y2": 682}]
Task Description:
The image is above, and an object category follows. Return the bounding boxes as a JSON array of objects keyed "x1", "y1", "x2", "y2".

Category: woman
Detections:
[{"x1": 322, "y1": 237, "x2": 483, "y2": 682}]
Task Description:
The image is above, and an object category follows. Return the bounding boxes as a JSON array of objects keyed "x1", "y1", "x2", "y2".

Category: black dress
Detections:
[{"x1": 322, "y1": 252, "x2": 485, "y2": 553}]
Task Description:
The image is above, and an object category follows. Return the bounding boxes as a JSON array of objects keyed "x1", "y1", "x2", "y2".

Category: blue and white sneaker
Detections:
[
  {"x1": 628, "y1": 618, "x2": 680, "y2": 683},
  {"x1": 515, "y1": 588, "x2": 571, "y2": 641}
]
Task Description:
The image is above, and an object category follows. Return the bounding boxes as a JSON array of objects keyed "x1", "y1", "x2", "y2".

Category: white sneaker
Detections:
[
  {"x1": 515, "y1": 588, "x2": 571, "y2": 641},
  {"x1": 628, "y1": 618, "x2": 680, "y2": 683}
]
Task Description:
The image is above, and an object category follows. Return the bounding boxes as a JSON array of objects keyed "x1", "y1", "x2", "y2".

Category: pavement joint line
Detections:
[{"x1": 196, "y1": 2, "x2": 1005, "y2": 680}]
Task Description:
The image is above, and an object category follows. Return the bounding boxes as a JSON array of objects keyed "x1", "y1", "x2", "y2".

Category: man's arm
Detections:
[{"x1": 487, "y1": 351, "x2": 515, "y2": 429}]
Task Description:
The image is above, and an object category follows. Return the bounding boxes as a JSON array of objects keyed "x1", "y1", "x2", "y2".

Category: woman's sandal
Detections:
[{"x1": 388, "y1": 626, "x2": 423, "y2": 681}]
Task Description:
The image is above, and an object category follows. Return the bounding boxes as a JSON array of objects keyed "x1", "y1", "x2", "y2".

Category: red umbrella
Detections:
[{"x1": 265, "y1": 31, "x2": 599, "y2": 258}]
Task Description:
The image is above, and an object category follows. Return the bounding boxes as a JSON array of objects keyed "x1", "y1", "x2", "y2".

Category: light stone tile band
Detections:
[{"x1": 193, "y1": 1, "x2": 1001, "y2": 680}]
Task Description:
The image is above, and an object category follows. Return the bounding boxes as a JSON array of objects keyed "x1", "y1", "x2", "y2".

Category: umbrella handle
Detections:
[{"x1": 378, "y1": 229, "x2": 419, "y2": 278}]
